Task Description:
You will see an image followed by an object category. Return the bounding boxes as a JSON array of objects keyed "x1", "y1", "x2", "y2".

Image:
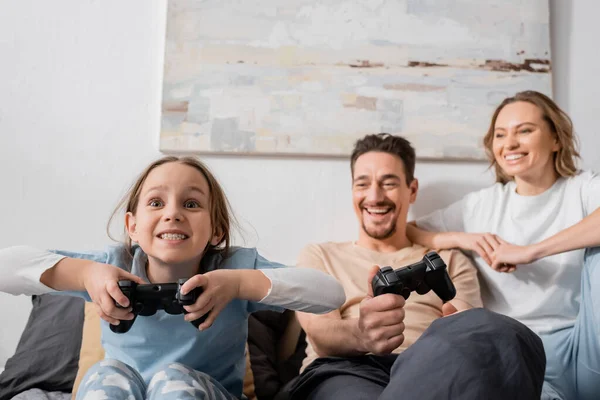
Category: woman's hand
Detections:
[
  {"x1": 180, "y1": 270, "x2": 241, "y2": 330},
  {"x1": 491, "y1": 243, "x2": 538, "y2": 273},
  {"x1": 454, "y1": 232, "x2": 513, "y2": 268},
  {"x1": 82, "y1": 262, "x2": 146, "y2": 325}
]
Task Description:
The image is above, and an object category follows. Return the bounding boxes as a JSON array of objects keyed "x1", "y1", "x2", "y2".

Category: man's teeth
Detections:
[
  {"x1": 366, "y1": 208, "x2": 390, "y2": 214},
  {"x1": 505, "y1": 154, "x2": 525, "y2": 161},
  {"x1": 160, "y1": 233, "x2": 187, "y2": 240}
]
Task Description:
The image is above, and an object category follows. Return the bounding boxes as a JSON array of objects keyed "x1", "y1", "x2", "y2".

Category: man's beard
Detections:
[{"x1": 362, "y1": 221, "x2": 397, "y2": 240}]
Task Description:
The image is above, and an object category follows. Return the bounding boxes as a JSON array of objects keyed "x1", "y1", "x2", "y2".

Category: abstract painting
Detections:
[{"x1": 160, "y1": 0, "x2": 551, "y2": 160}]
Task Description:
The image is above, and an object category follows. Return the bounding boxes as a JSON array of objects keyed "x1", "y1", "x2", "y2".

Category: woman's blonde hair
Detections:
[
  {"x1": 482, "y1": 90, "x2": 580, "y2": 184},
  {"x1": 108, "y1": 156, "x2": 234, "y2": 263}
]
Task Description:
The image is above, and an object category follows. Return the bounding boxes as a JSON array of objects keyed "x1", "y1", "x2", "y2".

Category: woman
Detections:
[{"x1": 407, "y1": 91, "x2": 600, "y2": 400}]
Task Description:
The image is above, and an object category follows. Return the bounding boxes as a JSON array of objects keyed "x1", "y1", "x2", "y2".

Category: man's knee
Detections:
[
  {"x1": 451, "y1": 308, "x2": 539, "y2": 338},
  {"x1": 435, "y1": 308, "x2": 545, "y2": 369}
]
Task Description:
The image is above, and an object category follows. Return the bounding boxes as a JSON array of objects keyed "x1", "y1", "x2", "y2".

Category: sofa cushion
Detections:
[
  {"x1": 248, "y1": 310, "x2": 306, "y2": 400},
  {"x1": 0, "y1": 294, "x2": 84, "y2": 399}
]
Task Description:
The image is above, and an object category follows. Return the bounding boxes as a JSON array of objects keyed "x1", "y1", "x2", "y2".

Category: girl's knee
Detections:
[
  {"x1": 77, "y1": 359, "x2": 144, "y2": 400},
  {"x1": 150, "y1": 362, "x2": 198, "y2": 381},
  {"x1": 147, "y1": 364, "x2": 227, "y2": 399},
  {"x1": 148, "y1": 363, "x2": 199, "y2": 392},
  {"x1": 82, "y1": 359, "x2": 136, "y2": 382}
]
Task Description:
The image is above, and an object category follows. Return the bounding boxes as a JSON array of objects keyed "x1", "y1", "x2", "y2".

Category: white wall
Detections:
[{"x1": 0, "y1": 0, "x2": 598, "y2": 368}]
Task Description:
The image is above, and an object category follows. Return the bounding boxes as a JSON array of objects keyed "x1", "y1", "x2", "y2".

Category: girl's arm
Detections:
[
  {"x1": 180, "y1": 267, "x2": 346, "y2": 318},
  {"x1": 179, "y1": 264, "x2": 346, "y2": 331},
  {"x1": 0, "y1": 246, "x2": 143, "y2": 294},
  {"x1": 0, "y1": 246, "x2": 68, "y2": 295},
  {"x1": 255, "y1": 267, "x2": 346, "y2": 313},
  {"x1": 40, "y1": 257, "x2": 92, "y2": 291},
  {"x1": 0, "y1": 246, "x2": 146, "y2": 326}
]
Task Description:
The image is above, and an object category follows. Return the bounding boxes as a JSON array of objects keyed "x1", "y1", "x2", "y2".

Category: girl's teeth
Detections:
[
  {"x1": 160, "y1": 233, "x2": 186, "y2": 240},
  {"x1": 505, "y1": 154, "x2": 524, "y2": 161}
]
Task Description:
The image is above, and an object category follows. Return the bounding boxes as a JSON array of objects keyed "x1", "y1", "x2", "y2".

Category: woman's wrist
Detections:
[
  {"x1": 528, "y1": 242, "x2": 547, "y2": 262},
  {"x1": 440, "y1": 232, "x2": 461, "y2": 249}
]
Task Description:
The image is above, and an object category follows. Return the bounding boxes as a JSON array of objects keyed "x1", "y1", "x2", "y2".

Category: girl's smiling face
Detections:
[{"x1": 125, "y1": 162, "x2": 220, "y2": 271}]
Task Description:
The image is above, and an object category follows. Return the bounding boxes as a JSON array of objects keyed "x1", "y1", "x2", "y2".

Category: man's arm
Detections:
[
  {"x1": 296, "y1": 310, "x2": 367, "y2": 357},
  {"x1": 443, "y1": 249, "x2": 483, "y2": 313},
  {"x1": 296, "y1": 258, "x2": 406, "y2": 357}
]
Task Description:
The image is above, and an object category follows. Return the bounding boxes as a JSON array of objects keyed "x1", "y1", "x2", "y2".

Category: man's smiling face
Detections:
[{"x1": 352, "y1": 151, "x2": 418, "y2": 241}]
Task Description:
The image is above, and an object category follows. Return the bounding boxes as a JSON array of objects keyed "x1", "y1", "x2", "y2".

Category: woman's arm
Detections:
[
  {"x1": 407, "y1": 222, "x2": 460, "y2": 249},
  {"x1": 407, "y1": 223, "x2": 504, "y2": 267},
  {"x1": 491, "y1": 208, "x2": 600, "y2": 269}
]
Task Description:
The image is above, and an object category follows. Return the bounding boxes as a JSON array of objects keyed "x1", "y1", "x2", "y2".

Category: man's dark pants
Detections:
[{"x1": 283, "y1": 308, "x2": 546, "y2": 400}]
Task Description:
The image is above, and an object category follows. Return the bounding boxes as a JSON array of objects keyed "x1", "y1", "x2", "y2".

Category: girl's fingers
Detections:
[
  {"x1": 185, "y1": 292, "x2": 213, "y2": 314},
  {"x1": 185, "y1": 298, "x2": 214, "y2": 322},
  {"x1": 106, "y1": 280, "x2": 130, "y2": 308},
  {"x1": 95, "y1": 304, "x2": 120, "y2": 325},
  {"x1": 99, "y1": 291, "x2": 132, "y2": 320},
  {"x1": 181, "y1": 274, "x2": 207, "y2": 296},
  {"x1": 198, "y1": 303, "x2": 227, "y2": 330},
  {"x1": 124, "y1": 272, "x2": 147, "y2": 286}
]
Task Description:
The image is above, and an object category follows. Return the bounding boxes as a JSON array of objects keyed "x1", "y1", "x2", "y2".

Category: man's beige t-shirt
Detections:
[{"x1": 298, "y1": 242, "x2": 482, "y2": 371}]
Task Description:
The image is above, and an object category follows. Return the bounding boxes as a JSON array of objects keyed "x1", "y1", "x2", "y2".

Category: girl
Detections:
[
  {"x1": 407, "y1": 91, "x2": 600, "y2": 400},
  {"x1": 0, "y1": 156, "x2": 346, "y2": 400}
]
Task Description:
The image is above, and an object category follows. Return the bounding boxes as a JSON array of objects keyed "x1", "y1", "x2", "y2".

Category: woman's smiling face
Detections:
[{"x1": 492, "y1": 101, "x2": 560, "y2": 183}]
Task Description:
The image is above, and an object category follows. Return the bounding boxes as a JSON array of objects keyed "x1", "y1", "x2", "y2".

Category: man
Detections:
[{"x1": 287, "y1": 134, "x2": 546, "y2": 400}]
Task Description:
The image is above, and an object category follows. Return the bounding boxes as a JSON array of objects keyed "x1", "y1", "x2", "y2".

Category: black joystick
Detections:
[
  {"x1": 110, "y1": 278, "x2": 207, "y2": 333},
  {"x1": 371, "y1": 251, "x2": 456, "y2": 302}
]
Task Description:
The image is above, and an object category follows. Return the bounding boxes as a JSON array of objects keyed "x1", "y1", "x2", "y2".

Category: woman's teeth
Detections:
[{"x1": 505, "y1": 154, "x2": 525, "y2": 161}]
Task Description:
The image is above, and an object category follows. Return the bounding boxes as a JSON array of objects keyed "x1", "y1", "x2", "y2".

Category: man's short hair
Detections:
[{"x1": 350, "y1": 133, "x2": 416, "y2": 184}]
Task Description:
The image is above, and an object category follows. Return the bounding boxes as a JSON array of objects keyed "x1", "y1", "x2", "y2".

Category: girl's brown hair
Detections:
[
  {"x1": 108, "y1": 156, "x2": 234, "y2": 263},
  {"x1": 483, "y1": 90, "x2": 580, "y2": 184}
]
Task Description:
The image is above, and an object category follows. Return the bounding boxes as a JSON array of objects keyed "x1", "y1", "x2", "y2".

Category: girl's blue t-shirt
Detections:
[{"x1": 52, "y1": 244, "x2": 284, "y2": 397}]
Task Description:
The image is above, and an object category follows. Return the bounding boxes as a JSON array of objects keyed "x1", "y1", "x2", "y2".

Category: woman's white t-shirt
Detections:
[{"x1": 416, "y1": 171, "x2": 600, "y2": 334}]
